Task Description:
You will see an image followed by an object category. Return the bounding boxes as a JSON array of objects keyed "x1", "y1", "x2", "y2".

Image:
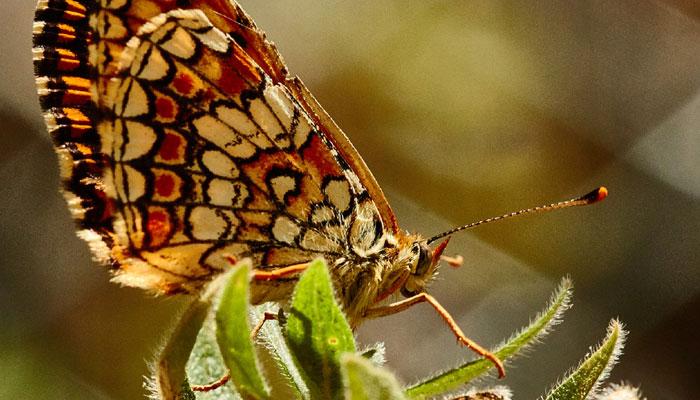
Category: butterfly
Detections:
[{"x1": 33, "y1": 0, "x2": 607, "y2": 379}]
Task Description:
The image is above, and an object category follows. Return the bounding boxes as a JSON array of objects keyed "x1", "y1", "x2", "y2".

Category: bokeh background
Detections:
[{"x1": 1, "y1": 1, "x2": 698, "y2": 398}]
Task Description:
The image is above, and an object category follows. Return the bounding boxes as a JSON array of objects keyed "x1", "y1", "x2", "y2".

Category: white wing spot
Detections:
[
  {"x1": 216, "y1": 105, "x2": 273, "y2": 149},
  {"x1": 193, "y1": 115, "x2": 257, "y2": 159},
  {"x1": 292, "y1": 114, "x2": 313, "y2": 149},
  {"x1": 270, "y1": 175, "x2": 297, "y2": 203},
  {"x1": 189, "y1": 207, "x2": 236, "y2": 240},
  {"x1": 325, "y1": 179, "x2": 351, "y2": 212},
  {"x1": 119, "y1": 120, "x2": 156, "y2": 161},
  {"x1": 159, "y1": 26, "x2": 196, "y2": 59},
  {"x1": 201, "y1": 150, "x2": 240, "y2": 178},
  {"x1": 264, "y1": 85, "x2": 294, "y2": 131},
  {"x1": 114, "y1": 165, "x2": 146, "y2": 202},
  {"x1": 131, "y1": 43, "x2": 169, "y2": 81},
  {"x1": 217, "y1": 105, "x2": 258, "y2": 136},
  {"x1": 114, "y1": 78, "x2": 149, "y2": 117},
  {"x1": 249, "y1": 98, "x2": 290, "y2": 148},
  {"x1": 207, "y1": 179, "x2": 249, "y2": 207},
  {"x1": 272, "y1": 216, "x2": 300, "y2": 244}
]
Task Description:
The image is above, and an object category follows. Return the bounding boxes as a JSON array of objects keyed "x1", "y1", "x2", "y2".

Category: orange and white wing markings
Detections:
[{"x1": 34, "y1": 0, "x2": 398, "y2": 294}]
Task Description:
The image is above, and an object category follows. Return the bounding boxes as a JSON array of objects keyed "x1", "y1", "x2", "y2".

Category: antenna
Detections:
[{"x1": 426, "y1": 186, "x2": 608, "y2": 244}]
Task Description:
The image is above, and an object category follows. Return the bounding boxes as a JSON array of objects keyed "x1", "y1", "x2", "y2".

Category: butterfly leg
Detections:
[
  {"x1": 192, "y1": 264, "x2": 312, "y2": 392},
  {"x1": 193, "y1": 310, "x2": 283, "y2": 392},
  {"x1": 252, "y1": 262, "x2": 309, "y2": 281},
  {"x1": 251, "y1": 311, "x2": 280, "y2": 338},
  {"x1": 191, "y1": 374, "x2": 231, "y2": 392},
  {"x1": 364, "y1": 293, "x2": 505, "y2": 378}
]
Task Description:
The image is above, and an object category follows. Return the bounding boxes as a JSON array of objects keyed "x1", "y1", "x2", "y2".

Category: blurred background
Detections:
[{"x1": 1, "y1": 0, "x2": 698, "y2": 398}]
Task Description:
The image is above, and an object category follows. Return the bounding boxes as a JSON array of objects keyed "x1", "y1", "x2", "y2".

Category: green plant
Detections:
[{"x1": 146, "y1": 259, "x2": 638, "y2": 400}]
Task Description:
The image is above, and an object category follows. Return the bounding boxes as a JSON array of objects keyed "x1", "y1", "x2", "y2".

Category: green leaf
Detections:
[
  {"x1": 285, "y1": 258, "x2": 356, "y2": 399},
  {"x1": 341, "y1": 353, "x2": 406, "y2": 400},
  {"x1": 185, "y1": 304, "x2": 301, "y2": 399},
  {"x1": 405, "y1": 278, "x2": 574, "y2": 399},
  {"x1": 149, "y1": 294, "x2": 212, "y2": 400},
  {"x1": 216, "y1": 262, "x2": 269, "y2": 399},
  {"x1": 543, "y1": 319, "x2": 627, "y2": 400},
  {"x1": 186, "y1": 316, "x2": 241, "y2": 400},
  {"x1": 253, "y1": 303, "x2": 309, "y2": 398}
]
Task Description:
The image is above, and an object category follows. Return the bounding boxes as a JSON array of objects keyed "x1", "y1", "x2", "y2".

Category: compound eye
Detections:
[{"x1": 413, "y1": 243, "x2": 432, "y2": 276}]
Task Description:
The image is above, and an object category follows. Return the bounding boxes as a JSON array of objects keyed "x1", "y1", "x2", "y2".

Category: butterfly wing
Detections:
[
  {"x1": 286, "y1": 78, "x2": 399, "y2": 234},
  {"x1": 34, "y1": 0, "x2": 399, "y2": 294}
]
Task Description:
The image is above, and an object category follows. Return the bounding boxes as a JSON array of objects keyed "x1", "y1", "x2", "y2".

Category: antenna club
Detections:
[
  {"x1": 597, "y1": 186, "x2": 608, "y2": 202},
  {"x1": 580, "y1": 186, "x2": 608, "y2": 204}
]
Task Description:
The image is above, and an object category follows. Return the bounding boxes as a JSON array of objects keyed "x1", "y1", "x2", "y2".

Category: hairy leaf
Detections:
[
  {"x1": 149, "y1": 291, "x2": 213, "y2": 400},
  {"x1": 405, "y1": 278, "x2": 573, "y2": 399},
  {"x1": 216, "y1": 263, "x2": 269, "y2": 399},
  {"x1": 342, "y1": 353, "x2": 406, "y2": 400},
  {"x1": 543, "y1": 319, "x2": 626, "y2": 400},
  {"x1": 285, "y1": 259, "x2": 356, "y2": 399}
]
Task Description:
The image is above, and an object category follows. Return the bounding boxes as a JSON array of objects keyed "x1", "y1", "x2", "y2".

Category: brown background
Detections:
[{"x1": 1, "y1": 1, "x2": 698, "y2": 398}]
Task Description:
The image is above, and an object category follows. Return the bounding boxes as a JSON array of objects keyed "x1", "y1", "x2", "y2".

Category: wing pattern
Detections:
[{"x1": 34, "y1": 0, "x2": 398, "y2": 294}]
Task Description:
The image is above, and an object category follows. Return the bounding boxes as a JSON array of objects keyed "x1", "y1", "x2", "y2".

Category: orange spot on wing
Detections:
[
  {"x1": 155, "y1": 173, "x2": 176, "y2": 197},
  {"x1": 218, "y1": 67, "x2": 247, "y2": 95},
  {"x1": 56, "y1": 24, "x2": 77, "y2": 43},
  {"x1": 63, "y1": 76, "x2": 90, "y2": 90},
  {"x1": 155, "y1": 97, "x2": 175, "y2": 119},
  {"x1": 61, "y1": 77, "x2": 91, "y2": 104},
  {"x1": 303, "y1": 135, "x2": 343, "y2": 176},
  {"x1": 232, "y1": 50, "x2": 261, "y2": 83},
  {"x1": 63, "y1": 89, "x2": 91, "y2": 104},
  {"x1": 70, "y1": 124, "x2": 92, "y2": 139},
  {"x1": 61, "y1": 108, "x2": 93, "y2": 139},
  {"x1": 159, "y1": 132, "x2": 184, "y2": 161},
  {"x1": 57, "y1": 49, "x2": 80, "y2": 71},
  {"x1": 202, "y1": 88, "x2": 217, "y2": 102},
  {"x1": 216, "y1": 50, "x2": 261, "y2": 95},
  {"x1": 63, "y1": 107, "x2": 90, "y2": 123},
  {"x1": 173, "y1": 72, "x2": 194, "y2": 95},
  {"x1": 65, "y1": 0, "x2": 87, "y2": 15},
  {"x1": 146, "y1": 208, "x2": 172, "y2": 248},
  {"x1": 74, "y1": 143, "x2": 93, "y2": 156}
]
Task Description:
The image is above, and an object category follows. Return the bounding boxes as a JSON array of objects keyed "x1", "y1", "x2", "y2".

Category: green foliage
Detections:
[
  {"x1": 149, "y1": 287, "x2": 214, "y2": 399},
  {"x1": 253, "y1": 302, "x2": 309, "y2": 398},
  {"x1": 285, "y1": 259, "x2": 357, "y2": 399},
  {"x1": 341, "y1": 353, "x2": 406, "y2": 400},
  {"x1": 149, "y1": 259, "x2": 636, "y2": 400},
  {"x1": 186, "y1": 316, "x2": 240, "y2": 400},
  {"x1": 215, "y1": 262, "x2": 269, "y2": 399},
  {"x1": 404, "y1": 278, "x2": 573, "y2": 399},
  {"x1": 543, "y1": 320, "x2": 627, "y2": 400}
]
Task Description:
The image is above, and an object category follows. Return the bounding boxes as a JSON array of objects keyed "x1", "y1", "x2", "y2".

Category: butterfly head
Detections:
[{"x1": 399, "y1": 237, "x2": 452, "y2": 298}]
